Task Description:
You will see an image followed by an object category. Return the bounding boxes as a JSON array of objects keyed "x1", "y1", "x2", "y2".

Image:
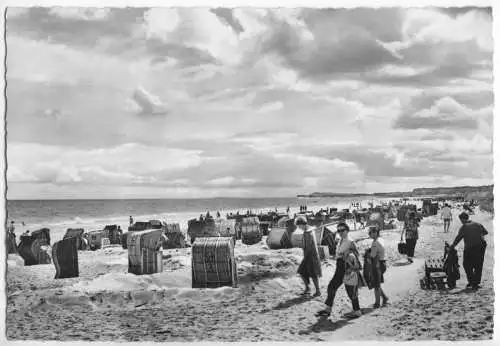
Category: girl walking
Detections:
[
  {"x1": 404, "y1": 211, "x2": 420, "y2": 263},
  {"x1": 296, "y1": 217, "x2": 322, "y2": 297},
  {"x1": 368, "y1": 225, "x2": 389, "y2": 308},
  {"x1": 343, "y1": 247, "x2": 364, "y2": 318}
]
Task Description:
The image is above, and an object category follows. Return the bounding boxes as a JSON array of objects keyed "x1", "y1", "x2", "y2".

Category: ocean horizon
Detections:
[{"x1": 6, "y1": 196, "x2": 388, "y2": 242}]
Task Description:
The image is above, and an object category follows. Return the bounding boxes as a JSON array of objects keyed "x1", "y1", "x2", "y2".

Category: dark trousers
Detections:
[
  {"x1": 325, "y1": 259, "x2": 345, "y2": 307},
  {"x1": 463, "y1": 243, "x2": 487, "y2": 286},
  {"x1": 406, "y1": 238, "x2": 417, "y2": 257},
  {"x1": 345, "y1": 284, "x2": 360, "y2": 311}
]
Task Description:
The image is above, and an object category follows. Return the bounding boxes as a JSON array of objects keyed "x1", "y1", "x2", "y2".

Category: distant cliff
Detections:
[{"x1": 298, "y1": 185, "x2": 493, "y2": 199}]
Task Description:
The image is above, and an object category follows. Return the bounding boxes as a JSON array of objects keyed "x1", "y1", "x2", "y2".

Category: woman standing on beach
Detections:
[
  {"x1": 296, "y1": 216, "x2": 322, "y2": 297},
  {"x1": 316, "y1": 222, "x2": 359, "y2": 317},
  {"x1": 368, "y1": 225, "x2": 389, "y2": 308},
  {"x1": 404, "y1": 211, "x2": 419, "y2": 263}
]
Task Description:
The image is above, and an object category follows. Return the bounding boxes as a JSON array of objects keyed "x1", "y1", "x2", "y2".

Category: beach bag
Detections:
[
  {"x1": 398, "y1": 229, "x2": 407, "y2": 255},
  {"x1": 357, "y1": 271, "x2": 367, "y2": 288},
  {"x1": 362, "y1": 250, "x2": 374, "y2": 290}
]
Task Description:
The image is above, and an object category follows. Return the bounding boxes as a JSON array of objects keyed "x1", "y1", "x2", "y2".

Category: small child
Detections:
[
  {"x1": 343, "y1": 248, "x2": 363, "y2": 318},
  {"x1": 368, "y1": 226, "x2": 389, "y2": 308}
]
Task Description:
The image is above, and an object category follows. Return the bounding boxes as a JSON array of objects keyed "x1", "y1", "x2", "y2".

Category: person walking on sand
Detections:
[
  {"x1": 441, "y1": 204, "x2": 453, "y2": 233},
  {"x1": 450, "y1": 212, "x2": 488, "y2": 290},
  {"x1": 368, "y1": 226, "x2": 389, "y2": 308},
  {"x1": 296, "y1": 216, "x2": 322, "y2": 297},
  {"x1": 404, "y1": 211, "x2": 419, "y2": 263},
  {"x1": 316, "y1": 222, "x2": 359, "y2": 317},
  {"x1": 342, "y1": 247, "x2": 364, "y2": 318},
  {"x1": 129, "y1": 216, "x2": 134, "y2": 226}
]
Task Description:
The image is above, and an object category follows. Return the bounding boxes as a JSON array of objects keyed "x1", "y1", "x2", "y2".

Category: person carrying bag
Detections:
[{"x1": 398, "y1": 226, "x2": 407, "y2": 255}]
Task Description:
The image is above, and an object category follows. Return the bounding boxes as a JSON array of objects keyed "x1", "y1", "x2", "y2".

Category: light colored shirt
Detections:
[
  {"x1": 441, "y1": 207, "x2": 452, "y2": 219},
  {"x1": 335, "y1": 238, "x2": 356, "y2": 259},
  {"x1": 370, "y1": 238, "x2": 385, "y2": 261}
]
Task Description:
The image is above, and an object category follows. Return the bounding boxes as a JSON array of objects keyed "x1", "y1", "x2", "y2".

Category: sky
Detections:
[{"x1": 5, "y1": 7, "x2": 494, "y2": 199}]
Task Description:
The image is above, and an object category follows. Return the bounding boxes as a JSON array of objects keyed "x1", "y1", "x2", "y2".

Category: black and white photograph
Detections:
[{"x1": 2, "y1": 3, "x2": 495, "y2": 342}]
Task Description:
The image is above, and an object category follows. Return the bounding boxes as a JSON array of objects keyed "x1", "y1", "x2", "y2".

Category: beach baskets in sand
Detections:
[
  {"x1": 17, "y1": 233, "x2": 52, "y2": 266},
  {"x1": 188, "y1": 218, "x2": 237, "y2": 243},
  {"x1": 163, "y1": 223, "x2": 186, "y2": 249},
  {"x1": 52, "y1": 237, "x2": 79, "y2": 279},
  {"x1": 192, "y1": 237, "x2": 237, "y2": 288},
  {"x1": 267, "y1": 225, "x2": 325, "y2": 250},
  {"x1": 63, "y1": 228, "x2": 86, "y2": 250},
  {"x1": 31, "y1": 228, "x2": 51, "y2": 246},
  {"x1": 104, "y1": 224, "x2": 122, "y2": 245},
  {"x1": 266, "y1": 228, "x2": 288, "y2": 249},
  {"x1": 240, "y1": 217, "x2": 262, "y2": 245},
  {"x1": 127, "y1": 229, "x2": 164, "y2": 275},
  {"x1": 101, "y1": 237, "x2": 111, "y2": 248},
  {"x1": 88, "y1": 230, "x2": 108, "y2": 250}
]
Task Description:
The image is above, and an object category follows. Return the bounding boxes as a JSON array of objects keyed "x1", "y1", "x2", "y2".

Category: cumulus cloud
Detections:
[
  {"x1": 49, "y1": 8, "x2": 111, "y2": 21},
  {"x1": 5, "y1": 7, "x2": 494, "y2": 198},
  {"x1": 7, "y1": 142, "x2": 203, "y2": 186},
  {"x1": 143, "y1": 8, "x2": 241, "y2": 65},
  {"x1": 257, "y1": 101, "x2": 284, "y2": 113},
  {"x1": 130, "y1": 86, "x2": 169, "y2": 115},
  {"x1": 395, "y1": 96, "x2": 479, "y2": 130}
]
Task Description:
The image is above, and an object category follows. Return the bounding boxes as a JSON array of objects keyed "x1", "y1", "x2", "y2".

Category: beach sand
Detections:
[{"x1": 6, "y1": 210, "x2": 494, "y2": 341}]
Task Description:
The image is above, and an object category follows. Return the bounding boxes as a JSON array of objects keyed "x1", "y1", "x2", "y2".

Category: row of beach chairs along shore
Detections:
[{"x1": 7, "y1": 202, "x2": 449, "y2": 288}]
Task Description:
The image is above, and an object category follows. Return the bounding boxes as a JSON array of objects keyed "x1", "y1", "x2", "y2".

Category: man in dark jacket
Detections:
[{"x1": 451, "y1": 212, "x2": 488, "y2": 290}]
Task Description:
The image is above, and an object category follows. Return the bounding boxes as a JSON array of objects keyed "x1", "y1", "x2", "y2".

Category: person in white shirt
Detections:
[
  {"x1": 369, "y1": 226, "x2": 389, "y2": 308},
  {"x1": 441, "y1": 204, "x2": 453, "y2": 233},
  {"x1": 316, "y1": 222, "x2": 359, "y2": 317}
]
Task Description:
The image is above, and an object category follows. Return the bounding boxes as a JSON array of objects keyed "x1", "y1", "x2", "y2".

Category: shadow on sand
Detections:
[
  {"x1": 238, "y1": 270, "x2": 292, "y2": 285},
  {"x1": 272, "y1": 295, "x2": 314, "y2": 311},
  {"x1": 300, "y1": 307, "x2": 377, "y2": 335}
]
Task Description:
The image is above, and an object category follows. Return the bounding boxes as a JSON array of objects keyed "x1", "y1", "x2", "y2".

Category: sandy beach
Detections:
[{"x1": 6, "y1": 209, "x2": 494, "y2": 341}]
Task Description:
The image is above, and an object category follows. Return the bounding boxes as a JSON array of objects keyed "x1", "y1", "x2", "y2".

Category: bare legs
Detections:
[
  {"x1": 301, "y1": 275, "x2": 321, "y2": 296},
  {"x1": 374, "y1": 287, "x2": 388, "y2": 307}
]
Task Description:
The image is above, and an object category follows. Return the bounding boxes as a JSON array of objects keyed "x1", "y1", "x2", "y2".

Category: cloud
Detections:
[
  {"x1": 257, "y1": 101, "x2": 284, "y2": 113},
  {"x1": 6, "y1": 8, "x2": 147, "y2": 55},
  {"x1": 49, "y1": 8, "x2": 111, "y2": 21},
  {"x1": 394, "y1": 96, "x2": 480, "y2": 130},
  {"x1": 143, "y1": 8, "x2": 241, "y2": 65},
  {"x1": 5, "y1": 8, "x2": 494, "y2": 198},
  {"x1": 6, "y1": 7, "x2": 30, "y2": 18},
  {"x1": 262, "y1": 9, "x2": 403, "y2": 82},
  {"x1": 7, "y1": 142, "x2": 203, "y2": 186},
  {"x1": 130, "y1": 86, "x2": 169, "y2": 115}
]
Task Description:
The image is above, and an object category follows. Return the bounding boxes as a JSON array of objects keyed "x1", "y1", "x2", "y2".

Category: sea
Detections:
[{"x1": 6, "y1": 196, "x2": 392, "y2": 242}]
